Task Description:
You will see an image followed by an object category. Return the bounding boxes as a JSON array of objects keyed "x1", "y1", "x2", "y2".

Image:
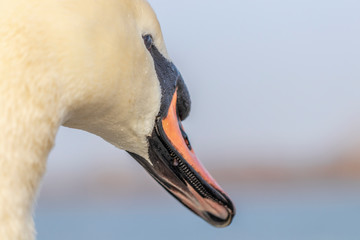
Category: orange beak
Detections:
[
  {"x1": 129, "y1": 88, "x2": 234, "y2": 227},
  {"x1": 151, "y1": 90, "x2": 235, "y2": 227}
]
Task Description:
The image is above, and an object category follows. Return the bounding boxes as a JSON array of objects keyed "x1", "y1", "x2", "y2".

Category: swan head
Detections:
[{"x1": 62, "y1": 0, "x2": 234, "y2": 227}]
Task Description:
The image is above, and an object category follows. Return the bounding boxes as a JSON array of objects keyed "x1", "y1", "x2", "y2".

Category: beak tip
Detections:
[
  {"x1": 205, "y1": 198, "x2": 236, "y2": 228},
  {"x1": 205, "y1": 209, "x2": 235, "y2": 228}
]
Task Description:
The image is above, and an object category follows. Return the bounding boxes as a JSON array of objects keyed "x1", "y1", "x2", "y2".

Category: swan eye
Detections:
[{"x1": 143, "y1": 34, "x2": 153, "y2": 50}]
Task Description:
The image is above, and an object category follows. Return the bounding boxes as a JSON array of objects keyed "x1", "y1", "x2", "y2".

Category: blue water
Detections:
[{"x1": 35, "y1": 186, "x2": 360, "y2": 240}]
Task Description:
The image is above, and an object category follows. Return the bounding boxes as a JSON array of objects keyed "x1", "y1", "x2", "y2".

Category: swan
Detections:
[{"x1": 0, "y1": 0, "x2": 235, "y2": 239}]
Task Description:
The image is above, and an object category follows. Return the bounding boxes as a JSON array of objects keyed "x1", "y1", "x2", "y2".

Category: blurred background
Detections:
[{"x1": 35, "y1": 0, "x2": 360, "y2": 239}]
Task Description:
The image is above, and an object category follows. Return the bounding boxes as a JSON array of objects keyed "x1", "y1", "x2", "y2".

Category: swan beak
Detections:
[{"x1": 129, "y1": 91, "x2": 235, "y2": 227}]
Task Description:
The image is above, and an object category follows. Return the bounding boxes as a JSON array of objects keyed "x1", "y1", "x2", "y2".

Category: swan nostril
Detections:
[
  {"x1": 179, "y1": 124, "x2": 192, "y2": 150},
  {"x1": 184, "y1": 136, "x2": 191, "y2": 150}
]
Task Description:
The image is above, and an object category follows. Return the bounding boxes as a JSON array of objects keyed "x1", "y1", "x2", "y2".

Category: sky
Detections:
[{"x1": 46, "y1": 0, "x2": 360, "y2": 175}]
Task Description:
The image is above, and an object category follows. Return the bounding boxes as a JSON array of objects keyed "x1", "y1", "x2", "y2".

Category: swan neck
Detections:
[{"x1": 0, "y1": 92, "x2": 62, "y2": 239}]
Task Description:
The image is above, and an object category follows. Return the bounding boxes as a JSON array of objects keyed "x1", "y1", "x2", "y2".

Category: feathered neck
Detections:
[{"x1": 0, "y1": 78, "x2": 63, "y2": 239}]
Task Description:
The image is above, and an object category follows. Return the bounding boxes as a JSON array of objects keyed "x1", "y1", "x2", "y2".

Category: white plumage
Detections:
[{"x1": 0, "y1": 1, "x2": 167, "y2": 238}]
